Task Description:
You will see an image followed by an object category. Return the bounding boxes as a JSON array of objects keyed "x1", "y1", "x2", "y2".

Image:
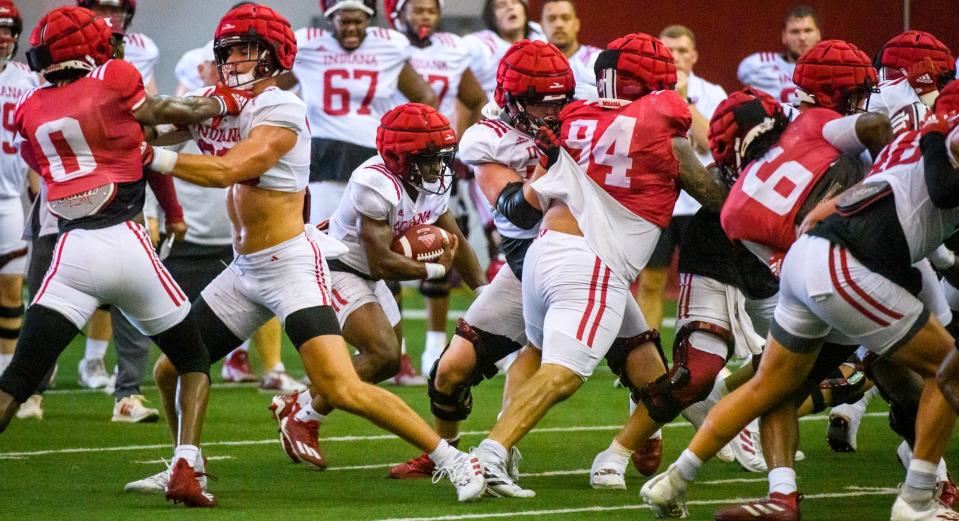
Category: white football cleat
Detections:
[
  {"x1": 112, "y1": 395, "x2": 160, "y2": 423},
  {"x1": 506, "y1": 446, "x2": 523, "y2": 483},
  {"x1": 15, "y1": 394, "x2": 43, "y2": 420},
  {"x1": 474, "y1": 448, "x2": 535, "y2": 498},
  {"x1": 890, "y1": 495, "x2": 959, "y2": 521},
  {"x1": 640, "y1": 464, "x2": 689, "y2": 518},
  {"x1": 78, "y1": 358, "x2": 111, "y2": 389},
  {"x1": 259, "y1": 371, "x2": 308, "y2": 393},
  {"x1": 717, "y1": 442, "x2": 735, "y2": 463},
  {"x1": 589, "y1": 449, "x2": 627, "y2": 490},
  {"x1": 125, "y1": 462, "x2": 207, "y2": 494},
  {"x1": 432, "y1": 450, "x2": 486, "y2": 502},
  {"x1": 730, "y1": 419, "x2": 767, "y2": 473}
]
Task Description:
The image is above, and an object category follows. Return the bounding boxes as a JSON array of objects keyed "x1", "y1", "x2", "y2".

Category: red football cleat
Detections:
[
  {"x1": 280, "y1": 407, "x2": 327, "y2": 469},
  {"x1": 388, "y1": 452, "x2": 436, "y2": 479},
  {"x1": 713, "y1": 492, "x2": 802, "y2": 521},
  {"x1": 391, "y1": 352, "x2": 427, "y2": 386},
  {"x1": 631, "y1": 437, "x2": 663, "y2": 477},
  {"x1": 938, "y1": 478, "x2": 958, "y2": 509},
  {"x1": 269, "y1": 391, "x2": 302, "y2": 463},
  {"x1": 221, "y1": 349, "x2": 257, "y2": 383},
  {"x1": 166, "y1": 458, "x2": 217, "y2": 508}
]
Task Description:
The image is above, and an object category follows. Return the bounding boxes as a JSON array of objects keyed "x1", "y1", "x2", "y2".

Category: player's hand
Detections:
[
  {"x1": 166, "y1": 220, "x2": 187, "y2": 241},
  {"x1": 767, "y1": 251, "x2": 785, "y2": 280},
  {"x1": 675, "y1": 69, "x2": 689, "y2": 99},
  {"x1": 905, "y1": 57, "x2": 941, "y2": 96},
  {"x1": 920, "y1": 110, "x2": 957, "y2": 137},
  {"x1": 147, "y1": 217, "x2": 161, "y2": 247},
  {"x1": 535, "y1": 126, "x2": 562, "y2": 169},
  {"x1": 209, "y1": 83, "x2": 252, "y2": 127},
  {"x1": 436, "y1": 232, "x2": 459, "y2": 270},
  {"x1": 315, "y1": 218, "x2": 330, "y2": 232}
]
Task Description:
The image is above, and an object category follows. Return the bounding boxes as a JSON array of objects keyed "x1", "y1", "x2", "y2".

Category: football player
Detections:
[
  {"x1": 286, "y1": 0, "x2": 437, "y2": 222},
  {"x1": 385, "y1": 0, "x2": 489, "y2": 379},
  {"x1": 270, "y1": 103, "x2": 485, "y2": 470},
  {"x1": 0, "y1": 0, "x2": 39, "y2": 417},
  {"x1": 737, "y1": 5, "x2": 821, "y2": 103},
  {"x1": 136, "y1": 4, "x2": 486, "y2": 503},
  {"x1": 464, "y1": 0, "x2": 545, "y2": 100},
  {"x1": 641, "y1": 39, "x2": 898, "y2": 520},
  {"x1": 470, "y1": 32, "x2": 729, "y2": 498},
  {"x1": 540, "y1": 0, "x2": 599, "y2": 100},
  {"x1": 389, "y1": 40, "x2": 569, "y2": 485},
  {"x1": 1, "y1": 5, "x2": 245, "y2": 506}
]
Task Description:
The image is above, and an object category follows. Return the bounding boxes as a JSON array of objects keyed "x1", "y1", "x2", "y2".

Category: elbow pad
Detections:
[{"x1": 495, "y1": 181, "x2": 542, "y2": 230}]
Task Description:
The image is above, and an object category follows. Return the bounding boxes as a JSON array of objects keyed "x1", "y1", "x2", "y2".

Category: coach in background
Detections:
[
  {"x1": 540, "y1": 0, "x2": 598, "y2": 100},
  {"x1": 737, "y1": 5, "x2": 821, "y2": 103}
]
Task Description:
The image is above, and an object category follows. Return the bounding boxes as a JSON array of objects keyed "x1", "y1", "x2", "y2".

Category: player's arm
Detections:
[
  {"x1": 672, "y1": 137, "x2": 729, "y2": 212},
  {"x1": 147, "y1": 127, "x2": 193, "y2": 146},
  {"x1": 276, "y1": 71, "x2": 299, "y2": 90},
  {"x1": 134, "y1": 94, "x2": 230, "y2": 128},
  {"x1": 455, "y1": 68, "x2": 488, "y2": 137},
  {"x1": 477, "y1": 162, "x2": 543, "y2": 229},
  {"x1": 687, "y1": 103, "x2": 710, "y2": 154},
  {"x1": 823, "y1": 112, "x2": 893, "y2": 158},
  {"x1": 433, "y1": 210, "x2": 485, "y2": 289},
  {"x1": 398, "y1": 63, "x2": 439, "y2": 108},
  {"x1": 149, "y1": 125, "x2": 296, "y2": 188},
  {"x1": 359, "y1": 213, "x2": 457, "y2": 281}
]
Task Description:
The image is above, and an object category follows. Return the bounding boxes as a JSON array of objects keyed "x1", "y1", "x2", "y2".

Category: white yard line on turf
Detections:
[
  {"x1": 374, "y1": 487, "x2": 898, "y2": 521},
  {"x1": 134, "y1": 455, "x2": 234, "y2": 465},
  {"x1": 0, "y1": 412, "x2": 885, "y2": 460}
]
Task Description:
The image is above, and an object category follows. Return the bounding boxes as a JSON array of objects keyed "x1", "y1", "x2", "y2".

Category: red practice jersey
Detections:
[
  {"x1": 15, "y1": 59, "x2": 147, "y2": 200},
  {"x1": 720, "y1": 108, "x2": 842, "y2": 254},
  {"x1": 559, "y1": 91, "x2": 691, "y2": 228}
]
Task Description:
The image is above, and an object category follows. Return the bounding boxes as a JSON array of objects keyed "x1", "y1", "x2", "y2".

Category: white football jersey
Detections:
[
  {"x1": 464, "y1": 24, "x2": 546, "y2": 98},
  {"x1": 329, "y1": 155, "x2": 450, "y2": 275},
  {"x1": 293, "y1": 27, "x2": 411, "y2": 148},
  {"x1": 187, "y1": 86, "x2": 310, "y2": 192},
  {"x1": 568, "y1": 44, "x2": 600, "y2": 101},
  {"x1": 870, "y1": 77, "x2": 926, "y2": 134},
  {"x1": 393, "y1": 32, "x2": 472, "y2": 118},
  {"x1": 0, "y1": 62, "x2": 40, "y2": 199},
  {"x1": 865, "y1": 131, "x2": 959, "y2": 262},
  {"x1": 459, "y1": 118, "x2": 541, "y2": 239},
  {"x1": 123, "y1": 32, "x2": 159, "y2": 88},
  {"x1": 737, "y1": 51, "x2": 797, "y2": 104}
]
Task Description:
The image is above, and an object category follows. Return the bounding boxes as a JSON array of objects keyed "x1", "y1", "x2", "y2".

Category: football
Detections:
[{"x1": 390, "y1": 224, "x2": 450, "y2": 262}]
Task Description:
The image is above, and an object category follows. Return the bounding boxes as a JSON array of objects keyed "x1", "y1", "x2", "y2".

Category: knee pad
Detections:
[
  {"x1": 285, "y1": 305, "x2": 341, "y2": 349},
  {"x1": 150, "y1": 312, "x2": 210, "y2": 377},
  {"x1": 419, "y1": 275, "x2": 451, "y2": 299},
  {"x1": 385, "y1": 279, "x2": 401, "y2": 297},
  {"x1": 0, "y1": 305, "x2": 78, "y2": 403},
  {"x1": 427, "y1": 359, "x2": 473, "y2": 421},
  {"x1": 636, "y1": 322, "x2": 732, "y2": 424},
  {"x1": 453, "y1": 318, "x2": 522, "y2": 383},
  {"x1": 0, "y1": 304, "x2": 23, "y2": 339},
  {"x1": 606, "y1": 329, "x2": 664, "y2": 393}
]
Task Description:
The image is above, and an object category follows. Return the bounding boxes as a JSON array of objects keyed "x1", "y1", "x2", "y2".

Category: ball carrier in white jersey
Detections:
[
  {"x1": 0, "y1": 0, "x2": 38, "y2": 393},
  {"x1": 270, "y1": 103, "x2": 486, "y2": 470},
  {"x1": 284, "y1": 0, "x2": 437, "y2": 222},
  {"x1": 141, "y1": 5, "x2": 485, "y2": 502}
]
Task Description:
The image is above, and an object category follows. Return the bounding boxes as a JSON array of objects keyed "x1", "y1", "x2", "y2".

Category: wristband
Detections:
[
  {"x1": 213, "y1": 95, "x2": 228, "y2": 117},
  {"x1": 425, "y1": 262, "x2": 446, "y2": 280},
  {"x1": 149, "y1": 148, "x2": 179, "y2": 174}
]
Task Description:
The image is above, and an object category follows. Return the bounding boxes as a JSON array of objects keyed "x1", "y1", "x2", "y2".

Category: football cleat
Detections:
[
  {"x1": 15, "y1": 394, "x2": 43, "y2": 420},
  {"x1": 938, "y1": 478, "x2": 959, "y2": 510},
  {"x1": 78, "y1": 358, "x2": 111, "y2": 389},
  {"x1": 432, "y1": 450, "x2": 486, "y2": 502},
  {"x1": 221, "y1": 349, "x2": 257, "y2": 383},
  {"x1": 474, "y1": 448, "x2": 535, "y2": 498},
  {"x1": 826, "y1": 405, "x2": 862, "y2": 452},
  {"x1": 259, "y1": 370, "x2": 308, "y2": 393},
  {"x1": 589, "y1": 449, "x2": 628, "y2": 490},
  {"x1": 166, "y1": 458, "x2": 217, "y2": 508},
  {"x1": 279, "y1": 408, "x2": 326, "y2": 469},
  {"x1": 713, "y1": 492, "x2": 802, "y2": 521},
  {"x1": 632, "y1": 437, "x2": 663, "y2": 476},
  {"x1": 269, "y1": 391, "x2": 303, "y2": 463},
  {"x1": 717, "y1": 442, "x2": 736, "y2": 463},
  {"x1": 389, "y1": 452, "x2": 436, "y2": 479},
  {"x1": 640, "y1": 464, "x2": 689, "y2": 518},
  {"x1": 506, "y1": 446, "x2": 523, "y2": 483},
  {"x1": 390, "y1": 352, "x2": 427, "y2": 386},
  {"x1": 112, "y1": 395, "x2": 160, "y2": 423},
  {"x1": 731, "y1": 420, "x2": 767, "y2": 473},
  {"x1": 126, "y1": 460, "x2": 208, "y2": 494},
  {"x1": 891, "y1": 495, "x2": 959, "y2": 521}
]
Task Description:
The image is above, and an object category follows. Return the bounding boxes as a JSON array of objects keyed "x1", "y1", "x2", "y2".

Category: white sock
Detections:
[
  {"x1": 421, "y1": 331, "x2": 447, "y2": 373},
  {"x1": 296, "y1": 390, "x2": 313, "y2": 409},
  {"x1": 477, "y1": 438, "x2": 508, "y2": 462},
  {"x1": 938, "y1": 458, "x2": 949, "y2": 482},
  {"x1": 675, "y1": 449, "x2": 703, "y2": 482},
  {"x1": 608, "y1": 438, "x2": 633, "y2": 457},
  {"x1": 649, "y1": 429, "x2": 662, "y2": 441},
  {"x1": 84, "y1": 339, "x2": 108, "y2": 361},
  {"x1": 428, "y1": 439, "x2": 458, "y2": 467},
  {"x1": 269, "y1": 362, "x2": 285, "y2": 373},
  {"x1": 294, "y1": 402, "x2": 326, "y2": 423},
  {"x1": 173, "y1": 444, "x2": 200, "y2": 468},
  {"x1": 903, "y1": 459, "x2": 938, "y2": 508},
  {"x1": 768, "y1": 466, "x2": 797, "y2": 495}
]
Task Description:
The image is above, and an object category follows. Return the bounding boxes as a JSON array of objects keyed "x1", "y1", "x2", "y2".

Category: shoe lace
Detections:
[{"x1": 431, "y1": 457, "x2": 473, "y2": 487}]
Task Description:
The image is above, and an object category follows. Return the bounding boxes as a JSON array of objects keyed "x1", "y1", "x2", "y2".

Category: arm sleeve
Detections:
[
  {"x1": 920, "y1": 132, "x2": 959, "y2": 209},
  {"x1": 103, "y1": 60, "x2": 147, "y2": 113},
  {"x1": 146, "y1": 170, "x2": 184, "y2": 224},
  {"x1": 350, "y1": 182, "x2": 393, "y2": 221},
  {"x1": 823, "y1": 113, "x2": 867, "y2": 155}
]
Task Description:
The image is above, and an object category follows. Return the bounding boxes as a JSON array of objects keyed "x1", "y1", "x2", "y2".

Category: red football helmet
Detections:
[
  {"x1": 27, "y1": 7, "x2": 114, "y2": 80},
  {"x1": 214, "y1": 3, "x2": 296, "y2": 88},
  {"x1": 708, "y1": 87, "x2": 789, "y2": 186},
  {"x1": 495, "y1": 40, "x2": 574, "y2": 135},
  {"x1": 385, "y1": 0, "x2": 444, "y2": 37},
  {"x1": 377, "y1": 103, "x2": 458, "y2": 195},
  {"x1": 595, "y1": 33, "x2": 677, "y2": 101},
  {"x1": 793, "y1": 39, "x2": 878, "y2": 115},
  {"x1": 875, "y1": 30, "x2": 955, "y2": 87},
  {"x1": 321, "y1": 0, "x2": 375, "y2": 18},
  {"x1": 0, "y1": 0, "x2": 22, "y2": 63},
  {"x1": 76, "y1": 0, "x2": 135, "y2": 31}
]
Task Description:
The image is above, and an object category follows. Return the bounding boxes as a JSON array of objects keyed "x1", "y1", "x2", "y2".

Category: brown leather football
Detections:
[{"x1": 390, "y1": 224, "x2": 449, "y2": 262}]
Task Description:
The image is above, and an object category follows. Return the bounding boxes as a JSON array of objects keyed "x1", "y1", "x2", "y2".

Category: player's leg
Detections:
[
  {"x1": 79, "y1": 306, "x2": 113, "y2": 389},
  {"x1": 254, "y1": 318, "x2": 302, "y2": 391},
  {"x1": 421, "y1": 275, "x2": 451, "y2": 375},
  {"x1": 111, "y1": 309, "x2": 159, "y2": 423},
  {"x1": 14, "y1": 233, "x2": 59, "y2": 417}
]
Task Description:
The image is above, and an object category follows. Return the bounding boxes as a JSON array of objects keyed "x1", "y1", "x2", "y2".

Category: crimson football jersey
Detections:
[
  {"x1": 15, "y1": 59, "x2": 146, "y2": 200},
  {"x1": 559, "y1": 91, "x2": 692, "y2": 228},
  {"x1": 720, "y1": 108, "x2": 842, "y2": 254}
]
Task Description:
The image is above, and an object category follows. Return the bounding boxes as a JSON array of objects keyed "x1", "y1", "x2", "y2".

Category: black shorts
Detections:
[
  {"x1": 310, "y1": 138, "x2": 377, "y2": 183},
  {"x1": 26, "y1": 234, "x2": 58, "y2": 300},
  {"x1": 646, "y1": 214, "x2": 694, "y2": 269},
  {"x1": 163, "y1": 241, "x2": 234, "y2": 302}
]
